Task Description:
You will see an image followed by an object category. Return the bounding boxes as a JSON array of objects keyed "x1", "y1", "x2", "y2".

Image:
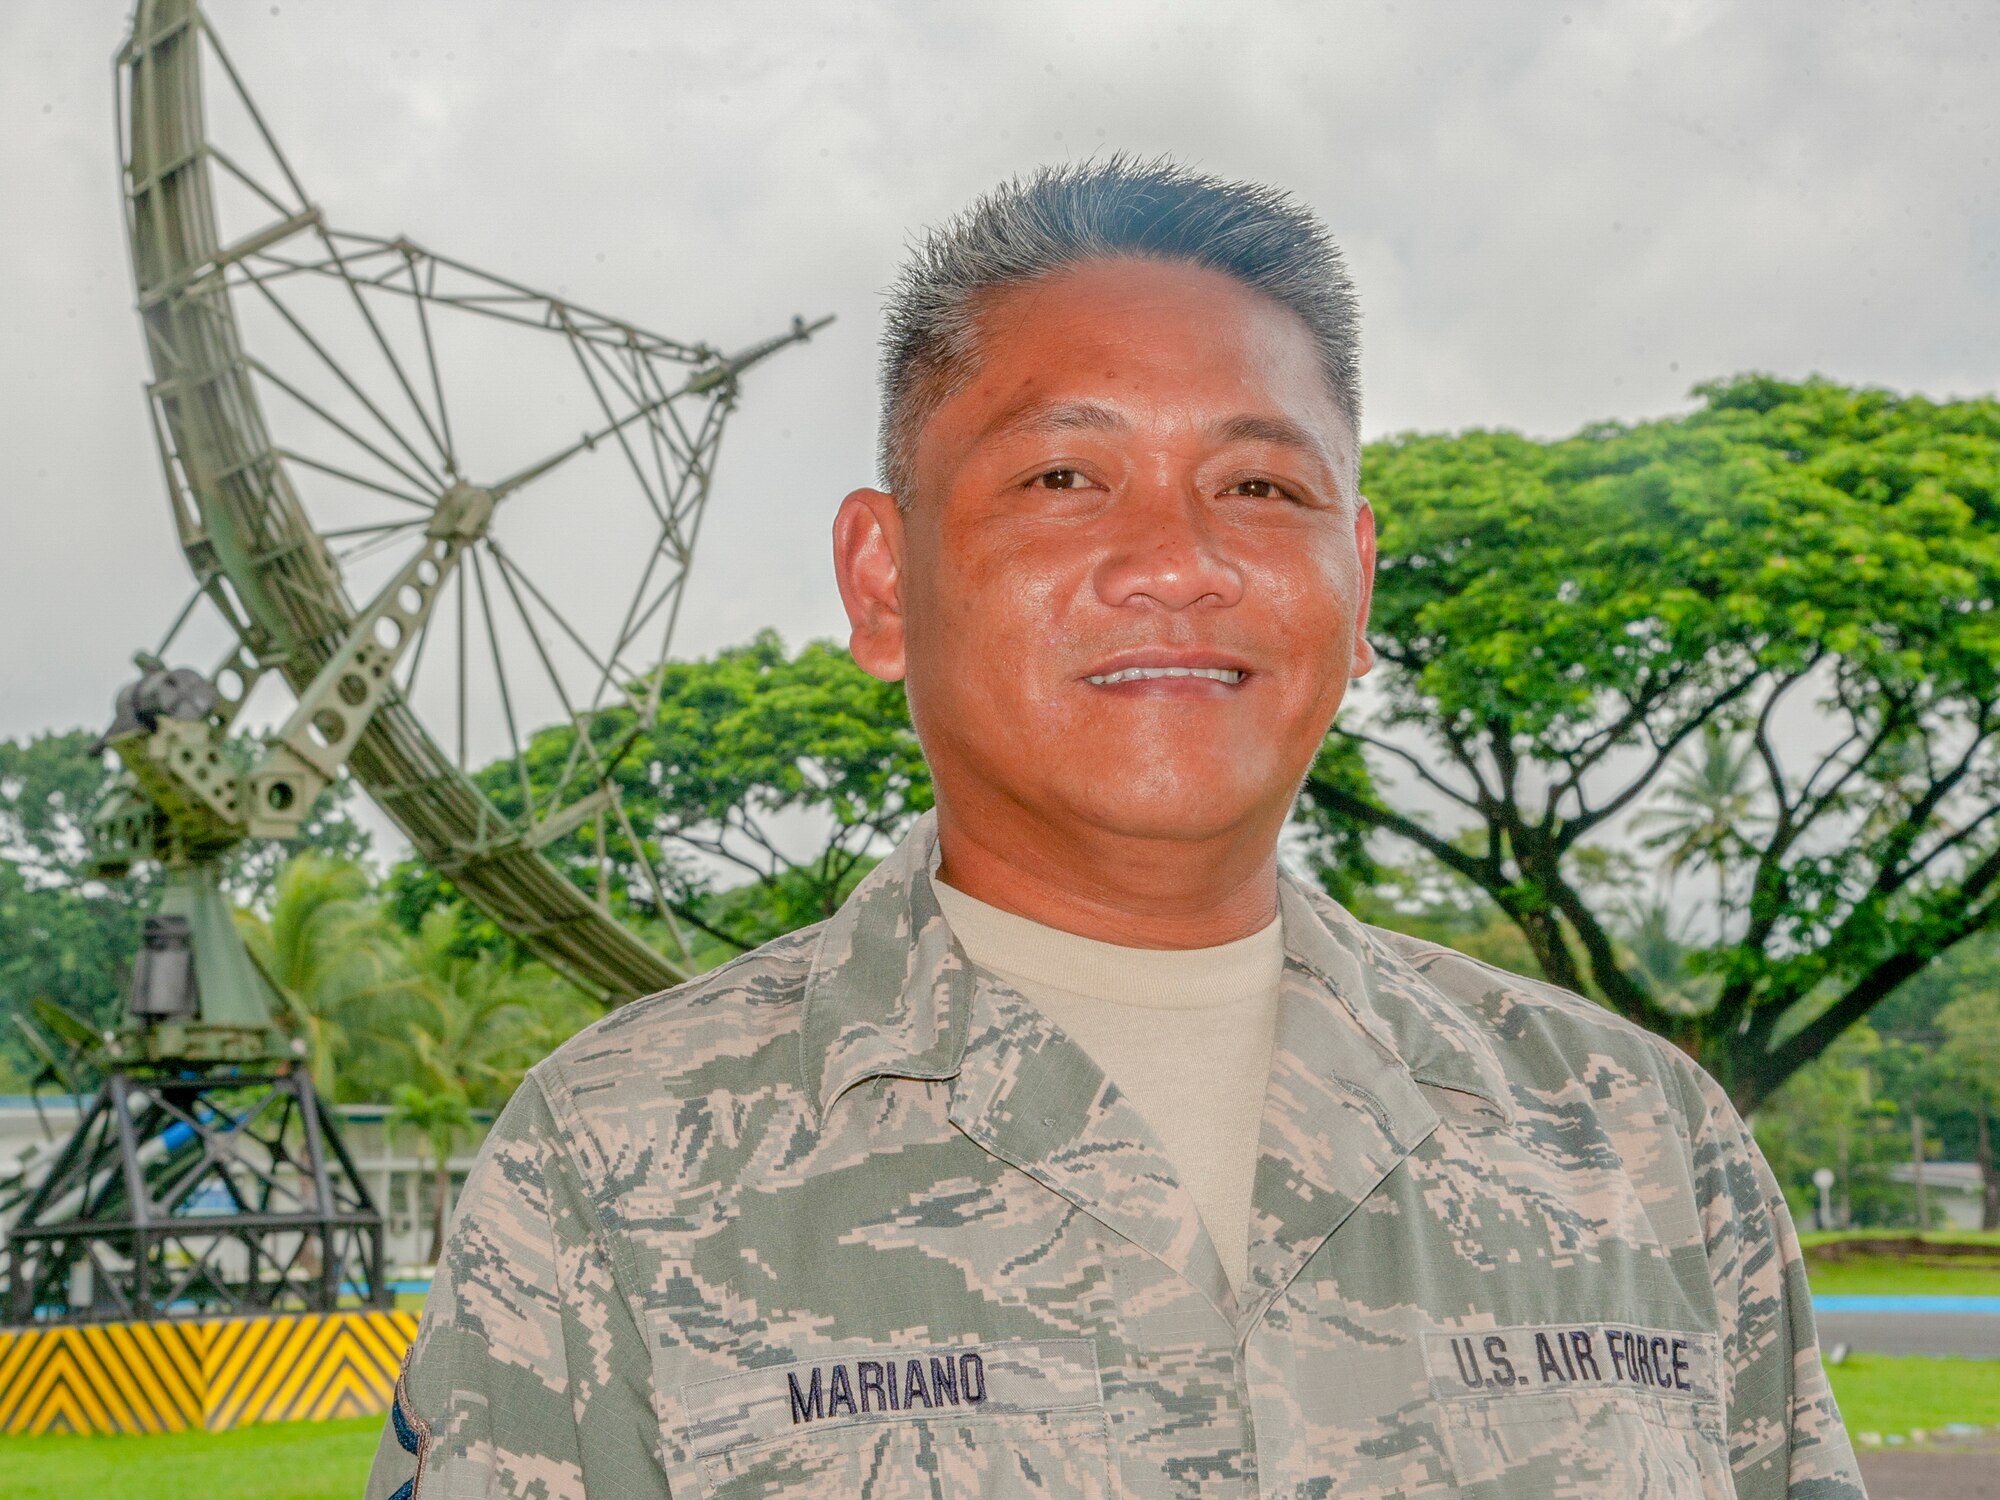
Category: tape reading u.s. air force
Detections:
[
  {"x1": 1423, "y1": 1323, "x2": 1722, "y2": 1405},
  {"x1": 682, "y1": 1338, "x2": 1102, "y2": 1457}
]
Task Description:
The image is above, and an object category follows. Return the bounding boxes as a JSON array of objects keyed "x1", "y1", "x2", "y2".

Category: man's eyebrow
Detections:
[
  {"x1": 1212, "y1": 412, "x2": 1333, "y2": 463},
  {"x1": 978, "y1": 397, "x2": 1129, "y2": 444}
]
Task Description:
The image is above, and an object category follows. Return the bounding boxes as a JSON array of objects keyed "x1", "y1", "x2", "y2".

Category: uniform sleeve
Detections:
[
  {"x1": 363, "y1": 1069, "x2": 667, "y2": 1500},
  {"x1": 1680, "y1": 1061, "x2": 1865, "y2": 1500}
]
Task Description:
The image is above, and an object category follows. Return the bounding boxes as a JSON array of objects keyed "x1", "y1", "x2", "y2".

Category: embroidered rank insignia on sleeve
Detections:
[{"x1": 388, "y1": 1349, "x2": 433, "y2": 1500}]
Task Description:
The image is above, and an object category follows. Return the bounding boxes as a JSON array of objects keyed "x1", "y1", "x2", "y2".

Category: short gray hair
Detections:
[{"x1": 878, "y1": 156, "x2": 1361, "y2": 506}]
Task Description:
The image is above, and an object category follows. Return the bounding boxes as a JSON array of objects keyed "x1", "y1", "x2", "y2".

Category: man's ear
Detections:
[
  {"x1": 833, "y1": 487, "x2": 909, "y2": 683},
  {"x1": 1350, "y1": 493, "x2": 1378, "y2": 679}
]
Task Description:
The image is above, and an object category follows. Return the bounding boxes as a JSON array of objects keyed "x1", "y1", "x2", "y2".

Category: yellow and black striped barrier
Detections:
[{"x1": 0, "y1": 1309, "x2": 418, "y2": 1435}]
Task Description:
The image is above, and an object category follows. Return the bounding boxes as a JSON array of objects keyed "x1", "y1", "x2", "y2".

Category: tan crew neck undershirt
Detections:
[{"x1": 930, "y1": 876, "x2": 1284, "y2": 1294}]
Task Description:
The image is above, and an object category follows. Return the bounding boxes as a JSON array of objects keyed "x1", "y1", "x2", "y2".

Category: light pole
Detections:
[{"x1": 1812, "y1": 1167, "x2": 1837, "y2": 1231}]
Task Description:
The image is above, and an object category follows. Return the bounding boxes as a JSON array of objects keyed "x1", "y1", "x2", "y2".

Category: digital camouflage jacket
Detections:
[{"x1": 365, "y1": 811, "x2": 1864, "y2": 1500}]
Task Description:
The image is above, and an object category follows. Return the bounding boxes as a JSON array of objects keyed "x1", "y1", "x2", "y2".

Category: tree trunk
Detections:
[
  {"x1": 1911, "y1": 1112, "x2": 1928, "y2": 1230},
  {"x1": 1978, "y1": 1111, "x2": 1999, "y2": 1233},
  {"x1": 1836, "y1": 1119, "x2": 1851, "y2": 1230},
  {"x1": 1514, "y1": 904, "x2": 1584, "y2": 997}
]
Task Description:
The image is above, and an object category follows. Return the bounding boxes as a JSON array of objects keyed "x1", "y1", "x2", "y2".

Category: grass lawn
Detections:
[
  {"x1": 1805, "y1": 1256, "x2": 2000, "y2": 1297},
  {"x1": 0, "y1": 1415, "x2": 383, "y2": 1500},
  {"x1": 1827, "y1": 1352, "x2": 2000, "y2": 1438},
  {"x1": 1800, "y1": 1231, "x2": 2000, "y2": 1299},
  {"x1": 1800, "y1": 1230, "x2": 2000, "y2": 1249}
]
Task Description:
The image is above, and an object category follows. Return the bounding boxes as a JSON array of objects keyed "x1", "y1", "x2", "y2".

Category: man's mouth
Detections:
[{"x1": 1084, "y1": 666, "x2": 1245, "y2": 686}]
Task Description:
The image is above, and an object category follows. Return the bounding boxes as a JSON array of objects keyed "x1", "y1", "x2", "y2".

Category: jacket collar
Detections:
[
  {"x1": 799, "y1": 811, "x2": 971, "y2": 1117},
  {"x1": 799, "y1": 811, "x2": 1516, "y2": 1128},
  {"x1": 1275, "y1": 876, "x2": 1517, "y2": 1126}
]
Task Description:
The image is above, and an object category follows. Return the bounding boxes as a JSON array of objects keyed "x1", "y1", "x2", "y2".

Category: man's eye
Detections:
[
  {"x1": 1032, "y1": 468, "x2": 1088, "y2": 490},
  {"x1": 1230, "y1": 478, "x2": 1287, "y2": 499}
]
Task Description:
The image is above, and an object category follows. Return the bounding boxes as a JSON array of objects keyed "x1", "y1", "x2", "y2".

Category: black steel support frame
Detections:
[{"x1": 3, "y1": 1065, "x2": 388, "y2": 1324}]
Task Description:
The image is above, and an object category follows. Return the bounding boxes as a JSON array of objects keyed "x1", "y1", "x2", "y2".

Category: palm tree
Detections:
[
  {"x1": 379, "y1": 905, "x2": 590, "y2": 1261},
  {"x1": 1632, "y1": 722, "x2": 1770, "y2": 910},
  {"x1": 389, "y1": 1083, "x2": 474, "y2": 1264},
  {"x1": 1615, "y1": 896, "x2": 1719, "y2": 1015},
  {"x1": 389, "y1": 904, "x2": 571, "y2": 1109},
  {"x1": 237, "y1": 853, "x2": 413, "y2": 1097}
]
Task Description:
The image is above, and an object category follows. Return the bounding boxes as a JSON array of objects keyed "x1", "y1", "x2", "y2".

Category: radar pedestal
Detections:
[
  {"x1": 122, "y1": 863, "x2": 292, "y2": 1063},
  {"x1": 2, "y1": 677, "x2": 389, "y2": 1327}
]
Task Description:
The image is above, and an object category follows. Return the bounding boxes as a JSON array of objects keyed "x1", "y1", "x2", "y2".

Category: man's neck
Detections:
[{"x1": 930, "y1": 797, "x2": 1281, "y2": 949}]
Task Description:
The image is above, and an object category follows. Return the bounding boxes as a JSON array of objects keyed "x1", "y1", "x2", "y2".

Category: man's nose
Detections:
[{"x1": 1091, "y1": 483, "x2": 1246, "y2": 612}]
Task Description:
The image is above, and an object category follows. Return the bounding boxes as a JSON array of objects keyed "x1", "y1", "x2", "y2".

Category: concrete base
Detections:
[{"x1": 1818, "y1": 1312, "x2": 2000, "y2": 1360}]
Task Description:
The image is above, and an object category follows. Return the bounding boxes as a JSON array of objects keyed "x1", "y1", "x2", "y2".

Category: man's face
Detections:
[{"x1": 837, "y1": 256, "x2": 1376, "y2": 850}]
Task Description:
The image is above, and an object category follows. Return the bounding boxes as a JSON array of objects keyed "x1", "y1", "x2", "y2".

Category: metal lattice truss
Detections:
[
  {"x1": 118, "y1": 0, "x2": 827, "y2": 998},
  {"x1": 5, "y1": 1071, "x2": 385, "y2": 1323}
]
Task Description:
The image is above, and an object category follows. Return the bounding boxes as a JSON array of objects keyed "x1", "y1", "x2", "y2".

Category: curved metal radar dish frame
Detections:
[{"x1": 116, "y1": 0, "x2": 826, "y2": 1000}]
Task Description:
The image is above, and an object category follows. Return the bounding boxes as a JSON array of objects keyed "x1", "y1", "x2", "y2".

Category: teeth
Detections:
[{"x1": 1085, "y1": 666, "x2": 1244, "y2": 685}]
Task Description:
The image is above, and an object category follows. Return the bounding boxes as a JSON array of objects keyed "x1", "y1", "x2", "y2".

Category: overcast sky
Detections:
[{"x1": 3, "y1": 0, "x2": 1995, "y2": 784}]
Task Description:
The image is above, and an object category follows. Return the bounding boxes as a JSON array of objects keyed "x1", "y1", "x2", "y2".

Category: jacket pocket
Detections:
[
  {"x1": 1423, "y1": 1323, "x2": 1731, "y2": 1498},
  {"x1": 683, "y1": 1339, "x2": 1112, "y2": 1500},
  {"x1": 1434, "y1": 1387, "x2": 1731, "y2": 1497}
]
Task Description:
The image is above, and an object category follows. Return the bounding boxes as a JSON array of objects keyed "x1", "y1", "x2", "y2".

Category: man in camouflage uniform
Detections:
[{"x1": 368, "y1": 161, "x2": 1864, "y2": 1499}]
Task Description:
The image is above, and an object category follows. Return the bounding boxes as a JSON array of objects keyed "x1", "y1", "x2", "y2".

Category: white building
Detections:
[
  {"x1": 1888, "y1": 1160, "x2": 1993, "y2": 1232},
  {"x1": 336, "y1": 1102, "x2": 497, "y2": 1275}
]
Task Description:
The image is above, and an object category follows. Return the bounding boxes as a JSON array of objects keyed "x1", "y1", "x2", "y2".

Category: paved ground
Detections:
[
  {"x1": 1856, "y1": 1433, "x2": 2000, "y2": 1499},
  {"x1": 1818, "y1": 1312, "x2": 2000, "y2": 1359}
]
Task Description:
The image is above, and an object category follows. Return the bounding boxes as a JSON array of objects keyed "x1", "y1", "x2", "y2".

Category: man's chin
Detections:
[{"x1": 1057, "y1": 780, "x2": 1268, "y2": 846}]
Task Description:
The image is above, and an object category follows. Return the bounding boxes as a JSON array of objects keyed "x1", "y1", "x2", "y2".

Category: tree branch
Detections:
[
  {"x1": 1736, "y1": 695, "x2": 1917, "y2": 960},
  {"x1": 1873, "y1": 709, "x2": 1995, "y2": 891},
  {"x1": 726, "y1": 809, "x2": 798, "y2": 878},
  {"x1": 1559, "y1": 670, "x2": 1766, "y2": 848},
  {"x1": 1547, "y1": 661, "x2": 1694, "y2": 810},
  {"x1": 663, "y1": 899, "x2": 756, "y2": 954},
  {"x1": 1793, "y1": 692, "x2": 1914, "y2": 835},
  {"x1": 1431, "y1": 717, "x2": 1504, "y2": 811},
  {"x1": 1736, "y1": 660, "x2": 1826, "y2": 964},
  {"x1": 1302, "y1": 770, "x2": 1498, "y2": 890},
  {"x1": 1516, "y1": 827, "x2": 1659, "y2": 1021},
  {"x1": 1335, "y1": 726, "x2": 1486, "y2": 812},
  {"x1": 1899, "y1": 804, "x2": 2000, "y2": 885},
  {"x1": 1485, "y1": 716, "x2": 1525, "y2": 827},
  {"x1": 666, "y1": 828, "x2": 775, "y2": 885},
  {"x1": 1751, "y1": 659, "x2": 1821, "y2": 823},
  {"x1": 1748, "y1": 839, "x2": 2000, "y2": 1104},
  {"x1": 1568, "y1": 668, "x2": 1681, "y2": 764}
]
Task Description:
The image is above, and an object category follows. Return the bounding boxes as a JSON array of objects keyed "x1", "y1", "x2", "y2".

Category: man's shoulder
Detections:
[
  {"x1": 1358, "y1": 918, "x2": 1709, "y2": 1114},
  {"x1": 534, "y1": 922, "x2": 825, "y2": 1109}
]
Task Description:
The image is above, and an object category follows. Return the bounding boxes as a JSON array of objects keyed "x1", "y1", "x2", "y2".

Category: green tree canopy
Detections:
[
  {"x1": 1935, "y1": 986, "x2": 2000, "y2": 1228},
  {"x1": 391, "y1": 902, "x2": 588, "y2": 1110},
  {"x1": 1298, "y1": 375, "x2": 2000, "y2": 1109},
  {"x1": 1751, "y1": 1022, "x2": 1909, "y2": 1228},
  {"x1": 459, "y1": 630, "x2": 932, "y2": 960},
  {"x1": 1, "y1": 731, "x2": 152, "y2": 1082}
]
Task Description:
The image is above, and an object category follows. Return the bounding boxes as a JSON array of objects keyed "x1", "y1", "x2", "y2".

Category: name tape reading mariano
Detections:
[
  {"x1": 788, "y1": 1351, "x2": 986, "y2": 1424},
  {"x1": 681, "y1": 1338, "x2": 1103, "y2": 1458}
]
